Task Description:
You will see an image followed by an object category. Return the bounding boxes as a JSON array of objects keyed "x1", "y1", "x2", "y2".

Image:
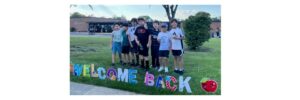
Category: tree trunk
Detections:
[{"x1": 162, "y1": 5, "x2": 178, "y2": 21}]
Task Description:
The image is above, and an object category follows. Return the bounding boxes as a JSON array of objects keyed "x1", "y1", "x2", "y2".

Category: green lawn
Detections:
[{"x1": 70, "y1": 36, "x2": 221, "y2": 95}]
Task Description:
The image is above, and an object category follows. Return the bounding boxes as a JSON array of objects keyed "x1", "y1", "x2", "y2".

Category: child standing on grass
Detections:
[
  {"x1": 134, "y1": 17, "x2": 151, "y2": 71},
  {"x1": 111, "y1": 23, "x2": 124, "y2": 66},
  {"x1": 157, "y1": 23, "x2": 171, "y2": 73},
  {"x1": 169, "y1": 19, "x2": 185, "y2": 75},
  {"x1": 127, "y1": 18, "x2": 139, "y2": 67},
  {"x1": 121, "y1": 23, "x2": 130, "y2": 66},
  {"x1": 149, "y1": 20, "x2": 160, "y2": 70}
]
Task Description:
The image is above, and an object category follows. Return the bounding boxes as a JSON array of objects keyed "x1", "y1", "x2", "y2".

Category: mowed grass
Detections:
[{"x1": 70, "y1": 36, "x2": 221, "y2": 95}]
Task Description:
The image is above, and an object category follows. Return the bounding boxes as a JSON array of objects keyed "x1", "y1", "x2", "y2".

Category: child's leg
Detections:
[
  {"x1": 155, "y1": 56, "x2": 160, "y2": 68},
  {"x1": 165, "y1": 57, "x2": 169, "y2": 67},
  {"x1": 112, "y1": 53, "x2": 115, "y2": 65},
  {"x1": 161, "y1": 57, "x2": 165, "y2": 67},
  {"x1": 151, "y1": 55, "x2": 155, "y2": 68},
  {"x1": 139, "y1": 55, "x2": 144, "y2": 68},
  {"x1": 121, "y1": 53, "x2": 125, "y2": 63},
  {"x1": 118, "y1": 52, "x2": 122, "y2": 63},
  {"x1": 164, "y1": 57, "x2": 169, "y2": 72},
  {"x1": 136, "y1": 53, "x2": 139, "y2": 65},
  {"x1": 173, "y1": 56, "x2": 178, "y2": 70},
  {"x1": 158, "y1": 57, "x2": 164, "y2": 72},
  {"x1": 159, "y1": 57, "x2": 163, "y2": 67},
  {"x1": 126, "y1": 54, "x2": 130, "y2": 64},
  {"x1": 115, "y1": 44, "x2": 121, "y2": 64},
  {"x1": 179, "y1": 56, "x2": 184, "y2": 70},
  {"x1": 144, "y1": 56, "x2": 149, "y2": 70},
  {"x1": 129, "y1": 52, "x2": 134, "y2": 64}
]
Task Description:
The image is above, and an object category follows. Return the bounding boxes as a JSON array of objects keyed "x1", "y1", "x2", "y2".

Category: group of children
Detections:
[{"x1": 111, "y1": 18, "x2": 185, "y2": 74}]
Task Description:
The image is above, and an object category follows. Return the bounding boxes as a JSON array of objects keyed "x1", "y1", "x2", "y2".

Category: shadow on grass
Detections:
[{"x1": 184, "y1": 46, "x2": 213, "y2": 52}]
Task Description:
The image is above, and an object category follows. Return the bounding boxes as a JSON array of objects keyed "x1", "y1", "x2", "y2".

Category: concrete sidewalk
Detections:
[
  {"x1": 70, "y1": 32, "x2": 111, "y2": 37},
  {"x1": 70, "y1": 82, "x2": 140, "y2": 95}
]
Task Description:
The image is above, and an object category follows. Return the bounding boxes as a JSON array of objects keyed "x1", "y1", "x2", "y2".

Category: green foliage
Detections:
[
  {"x1": 183, "y1": 12, "x2": 212, "y2": 50},
  {"x1": 70, "y1": 27, "x2": 76, "y2": 32},
  {"x1": 138, "y1": 15, "x2": 152, "y2": 22},
  {"x1": 70, "y1": 12, "x2": 86, "y2": 18}
]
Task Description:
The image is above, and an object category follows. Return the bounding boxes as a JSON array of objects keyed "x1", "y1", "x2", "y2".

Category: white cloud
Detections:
[{"x1": 175, "y1": 9, "x2": 198, "y2": 20}]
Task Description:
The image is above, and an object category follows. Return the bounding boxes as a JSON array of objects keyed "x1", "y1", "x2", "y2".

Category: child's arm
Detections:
[
  {"x1": 111, "y1": 32, "x2": 114, "y2": 48},
  {"x1": 133, "y1": 27, "x2": 140, "y2": 46},
  {"x1": 134, "y1": 35, "x2": 140, "y2": 46},
  {"x1": 179, "y1": 29, "x2": 185, "y2": 40},
  {"x1": 127, "y1": 31, "x2": 133, "y2": 47},
  {"x1": 147, "y1": 35, "x2": 151, "y2": 48},
  {"x1": 169, "y1": 39, "x2": 172, "y2": 50}
]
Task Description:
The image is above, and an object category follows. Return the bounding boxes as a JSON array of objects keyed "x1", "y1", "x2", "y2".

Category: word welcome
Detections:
[{"x1": 70, "y1": 64, "x2": 193, "y2": 93}]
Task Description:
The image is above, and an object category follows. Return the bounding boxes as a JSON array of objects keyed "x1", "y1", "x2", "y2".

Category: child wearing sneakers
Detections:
[
  {"x1": 121, "y1": 23, "x2": 130, "y2": 66},
  {"x1": 127, "y1": 18, "x2": 139, "y2": 67},
  {"x1": 148, "y1": 20, "x2": 160, "y2": 70},
  {"x1": 169, "y1": 19, "x2": 185, "y2": 75},
  {"x1": 111, "y1": 23, "x2": 124, "y2": 66},
  {"x1": 157, "y1": 23, "x2": 171, "y2": 73}
]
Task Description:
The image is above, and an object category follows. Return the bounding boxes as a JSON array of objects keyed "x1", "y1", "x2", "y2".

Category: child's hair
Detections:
[
  {"x1": 153, "y1": 20, "x2": 160, "y2": 24},
  {"x1": 113, "y1": 22, "x2": 121, "y2": 26},
  {"x1": 170, "y1": 19, "x2": 178, "y2": 23},
  {"x1": 131, "y1": 18, "x2": 137, "y2": 23},
  {"x1": 137, "y1": 17, "x2": 145, "y2": 21},
  {"x1": 122, "y1": 23, "x2": 129, "y2": 27}
]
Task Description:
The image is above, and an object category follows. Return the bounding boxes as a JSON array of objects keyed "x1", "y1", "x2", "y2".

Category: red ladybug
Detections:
[{"x1": 201, "y1": 79, "x2": 218, "y2": 93}]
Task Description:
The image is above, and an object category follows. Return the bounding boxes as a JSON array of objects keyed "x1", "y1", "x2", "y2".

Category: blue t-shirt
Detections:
[{"x1": 157, "y1": 31, "x2": 171, "y2": 50}]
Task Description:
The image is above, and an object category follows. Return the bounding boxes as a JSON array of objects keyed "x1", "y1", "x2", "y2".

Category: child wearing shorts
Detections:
[
  {"x1": 121, "y1": 23, "x2": 130, "y2": 66},
  {"x1": 111, "y1": 23, "x2": 124, "y2": 66},
  {"x1": 157, "y1": 23, "x2": 171, "y2": 73},
  {"x1": 169, "y1": 19, "x2": 185, "y2": 75}
]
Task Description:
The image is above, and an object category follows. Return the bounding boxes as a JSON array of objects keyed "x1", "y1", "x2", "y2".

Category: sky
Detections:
[{"x1": 70, "y1": 5, "x2": 221, "y2": 21}]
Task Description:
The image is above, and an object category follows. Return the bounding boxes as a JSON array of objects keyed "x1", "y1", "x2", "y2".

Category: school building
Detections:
[{"x1": 70, "y1": 17, "x2": 221, "y2": 33}]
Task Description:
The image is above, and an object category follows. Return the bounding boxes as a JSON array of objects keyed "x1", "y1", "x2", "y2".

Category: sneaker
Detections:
[
  {"x1": 178, "y1": 70, "x2": 184, "y2": 75},
  {"x1": 111, "y1": 63, "x2": 115, "y2": 66},
  {"x1": 130, "y1": 63, "x2": 135, "y2": 66},
  {"x1": 158, "y1": 67, "x2": 164, "y2": 72},
  {"x1": 145, "y1": 68, "x2": 149, "y2": 71},
  {"x1": 135, "y1": 63, "x2": 139, "y2": 67},
  {"x1": 164, "y1": 67, "x2": 169, "y2": 73},
  {"x1": 174, "y1": 70, "x2": 179, "y2": 73}
]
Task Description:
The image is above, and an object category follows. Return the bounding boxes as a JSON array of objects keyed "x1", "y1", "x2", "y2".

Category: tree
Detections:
[
  {"x1": 70, "y1": 4, "x2": 93, "y2": 10},
  {"x1": 183, "y1": 12, "x2": 212, "y2": 50},
  {"x1": 70, "y1": 12, "x2": 86, "y2": 18},
  {"x1": 112, "y1": 15, "x2": 126, "y2": 20},
  {"x1": 162, "y1": 5, "x2": 178, "y2": 21},
  {"x1": 70, "y1": 27, "x2": 76, "y2": 32},
  {"x1": 138, "y1": 15, "x2": 152, "y2": 22}
]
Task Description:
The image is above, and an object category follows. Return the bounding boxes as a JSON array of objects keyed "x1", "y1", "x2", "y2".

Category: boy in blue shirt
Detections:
[{"x1": 111, "y1": 23, "x2": 124, "y2": 66}]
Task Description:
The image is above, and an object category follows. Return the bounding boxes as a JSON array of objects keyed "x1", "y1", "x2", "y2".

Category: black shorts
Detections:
[
  {"x1": 130, "y1": 41, "x2": 138, "y2": 53},
  {"x1": 151, "y1": 46, "x2": 159, "y2": 57},
  {"x1": 172, "y1": 50, "x2": 183, "y2": 56},
  {"x1": 159, "y1": 50, "x2": 169, "y2": 58},
  {"x1": 138, "y1": 45, "x2": 148, "y2": 56},
  {"x1": 122, "y1": 45, "x2": 130, "y2": 54}
]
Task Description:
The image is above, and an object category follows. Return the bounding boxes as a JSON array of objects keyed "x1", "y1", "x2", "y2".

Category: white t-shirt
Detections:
[
  {"x1": 127, "y1": 26, "x2": 137, "y2": 41},
  {"x1": 169, "y1": 27, "x2": 184, "y2": 50},
  {"x1": 157, "y1": 31, "x2": 171, "y2": 50}
]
